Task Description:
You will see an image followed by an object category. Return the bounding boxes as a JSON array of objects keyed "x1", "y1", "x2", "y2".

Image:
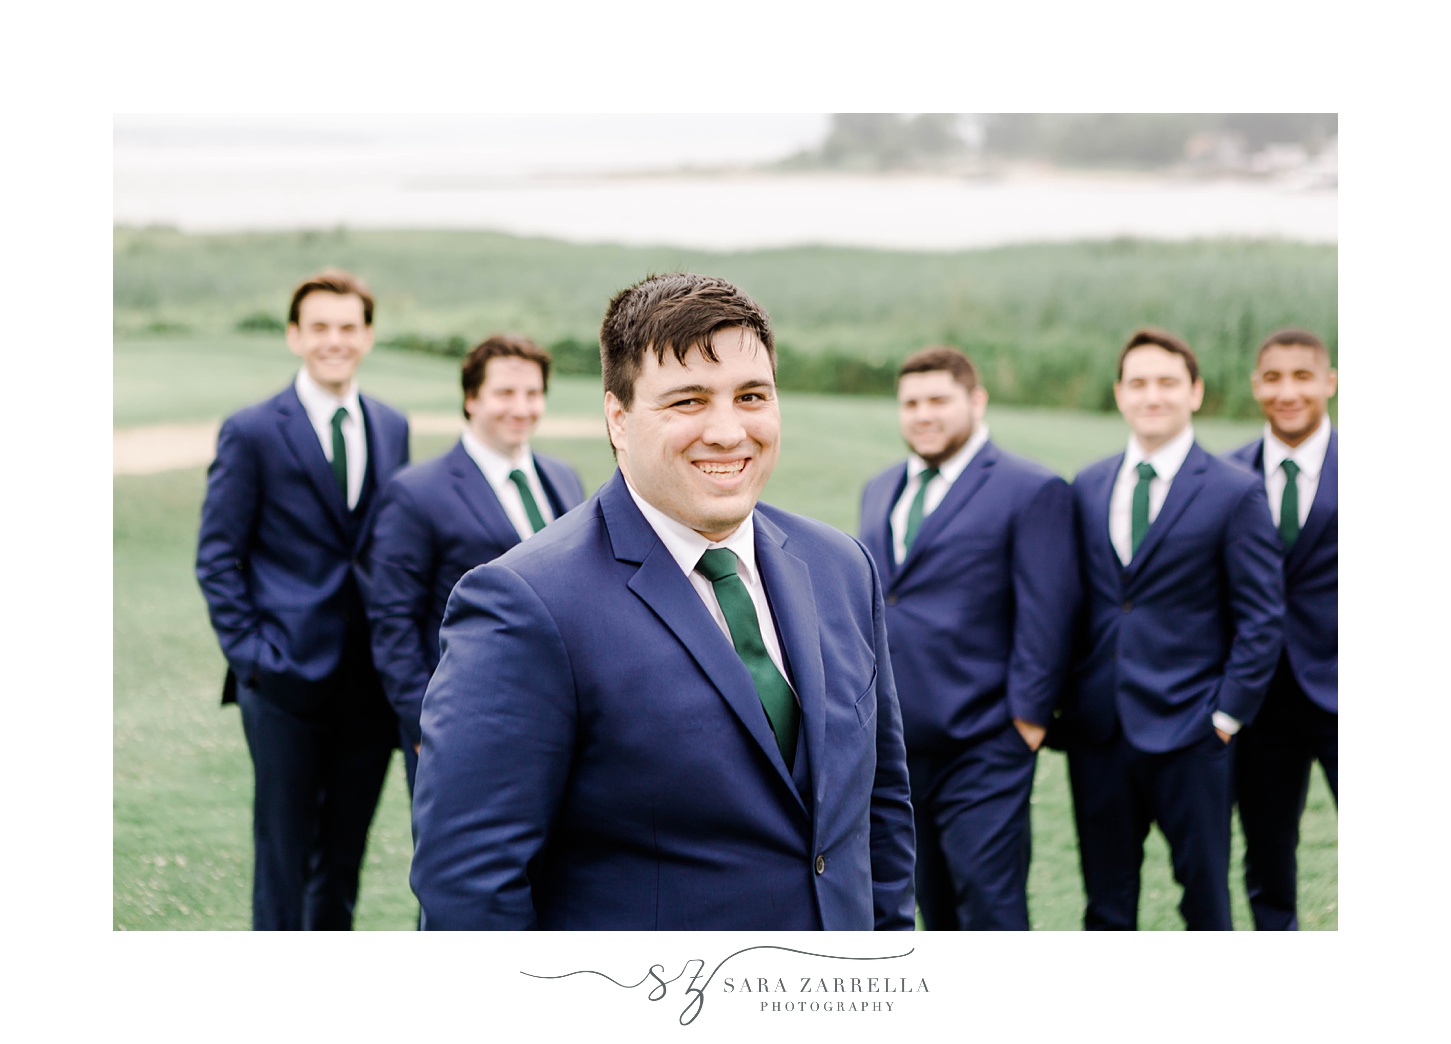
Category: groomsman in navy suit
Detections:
[
  {"x1": 860, "y1": 346, "x2": 1078, "y2": 930},
  {"x1": 1062, "y1": 328, "x2": 1284, "y2": 930},
  {"x1": 362, "y1": 334, "x2": 585, "y2": 791},
  {"x1": 410, "y1": 273, "x2": 915, "y2": 929},
  {"x1": 1226, "y1": 328, "x2": 1337, "y2": 930},
  {"x1": 196, "y1": 270, "x2": 411, "y2": 929}
]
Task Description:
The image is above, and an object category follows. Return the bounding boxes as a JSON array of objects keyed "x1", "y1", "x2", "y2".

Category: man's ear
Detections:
[{"x1": 604, "y1": 392, "x2": 626, "y2": 454}]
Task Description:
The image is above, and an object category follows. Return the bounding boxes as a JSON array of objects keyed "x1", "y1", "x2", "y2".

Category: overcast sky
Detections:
[{"x1": 114, "y1": 113, "x2": 833, "y2": 178}]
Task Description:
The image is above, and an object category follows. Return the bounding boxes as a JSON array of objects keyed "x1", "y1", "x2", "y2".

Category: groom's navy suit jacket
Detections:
[{"x1": 410, "y1": 471, "x2": 917, "y2": 930}]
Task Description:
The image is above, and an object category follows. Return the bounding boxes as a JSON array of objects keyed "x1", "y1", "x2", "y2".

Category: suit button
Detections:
[
  {"x1": 885, "y1": 595, "x2": 898, "y2": 606},
  {"x1": 1122, "y1": 600, "x2": 1133, "y2": 612},
  {"x1": 815, "y1": 855, "x2": 826, "y2": 875}
]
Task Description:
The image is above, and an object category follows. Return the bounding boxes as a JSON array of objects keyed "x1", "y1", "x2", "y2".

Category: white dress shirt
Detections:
[
  {"x1": 624, "y1": 480, "x2": 793, "y2": 689},
  {"x1": 1260, "y1": 415, "x2": 1331, "y2": 528},
  {"x1": 461, "y1": 429, "x2": 555, "y2": 542},
  {"x1": 1109, "y1": 424, "x2": 1196, "y2": 568},
  {"x1": 889, "y1": 425, "x2": 990, "y2": 564},
  {"x1": 294, "y1": 368, "x2": 368, "y2": 511}
]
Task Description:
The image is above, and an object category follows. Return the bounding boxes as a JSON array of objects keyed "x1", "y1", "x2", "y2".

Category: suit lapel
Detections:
[
  {"x1": 276, "y1": 388, "x2": 348, "y2": 537},
  {"x1": 1239, "y1": 438, "x2": 1267, "y2": 475},
  {"x1": 1288, "y1": 429, "x2": 1336, "y2": 575},
  {"x1": 1127, "y1": 442, "x2": 1209, "y2": 580},
  {"x1": 448, "y1": 441, "x2": 521, "y2": 550},
  {"x1": 360, "y1": 395, "x2": 406, "y2": 483},
  {"x1": 600, "y1": 473, "x2": 803, "y2": 799},
  {"x1": 864, "y1": 464, "x2": 907, "y2": 583},
  {"x1": 894, "y1": 443, "x2": 998, "y2": 585},
  {"x1": 1089, "y1": 453, "x2": 1124, "y2": 578},
  {"x1": 755, "y1": 514, "x2": 824, "y2": 810},
  {"x1": 355, "y1": 395, "x2": 405, "y2": 536},
  {"x1": 534, "y1": 453, "x2": 577, "y2": 517}
]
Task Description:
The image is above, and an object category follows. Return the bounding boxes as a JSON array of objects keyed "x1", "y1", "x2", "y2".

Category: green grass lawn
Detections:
[{"x1": 113, "y1": 337, "x2": 1336, "y2": 930}]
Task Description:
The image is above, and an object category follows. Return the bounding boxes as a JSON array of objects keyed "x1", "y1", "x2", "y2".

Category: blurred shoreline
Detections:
[{"x1": 113, "y1": 169, "x2": 1336, "y2": 251}]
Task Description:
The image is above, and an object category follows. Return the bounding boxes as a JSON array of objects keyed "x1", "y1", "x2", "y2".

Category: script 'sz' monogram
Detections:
[{"x1": 522, "y1": 944, "x2": 914, "y2": 1026}]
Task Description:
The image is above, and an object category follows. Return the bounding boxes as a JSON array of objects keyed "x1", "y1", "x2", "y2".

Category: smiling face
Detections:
[
  {"x1": 1252, "y1": 343, "x2": 1337, "y2": 448},
  {"x1": 286, "y1": 291, "x2": 374, "y2": 396},
  {"x1": 897, "y1": 369, "x2": 987, "y2": 466},
  {"x1": 1114, "y1": 344, "x2": 1204, "y2": 453},
  {"x1": 466, "y1": 355, "x2": 546, "y2": 458},
  {"x1": 605, "y1": 326, "x2": 780, "y2": 541}
]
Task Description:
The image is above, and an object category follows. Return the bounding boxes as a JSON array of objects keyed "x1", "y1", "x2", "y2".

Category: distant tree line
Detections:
[
  {"x1": 382, "y1": 331, "x2": 904, "y2": 399},
  {"x1": 777, "y1": 114, "x2": 971, "y2": 172},
  {"x1": 114, "y1": 227, "x2": 1334, "y2": 420},
  {"x1": 779, "y1": 113, "x2": 1338, "y2": 172}
]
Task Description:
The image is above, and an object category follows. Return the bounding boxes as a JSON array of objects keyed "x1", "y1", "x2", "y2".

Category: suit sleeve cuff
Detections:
[{"x1": 1211, "y1": 710, "x2": 1242, "y2": 735}]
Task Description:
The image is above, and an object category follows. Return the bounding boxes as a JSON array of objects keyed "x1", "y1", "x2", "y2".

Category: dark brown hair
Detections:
[
  {"x1": 1117, "y1": 327, "x2": 1200, "y2": 383},
  {"x1": 1256, "y1": 327, "x2": 1331, "y2": 366},
  {"x1": 898, "y1": 345, "x2": 980, "y2": 392},
  {"x1": 599, "y1": 273, "x2": 775, "y2": 410},
  {"x1": 287, "y1": 269, "x2": 375, "y2": 326},
  {"x1": 461, "y1": 334, "x2": 553, "y2": 416}
]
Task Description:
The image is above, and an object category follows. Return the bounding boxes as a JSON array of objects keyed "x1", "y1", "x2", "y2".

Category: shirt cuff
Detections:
[{"x1": 1211, "y1": 711, "x2": 1242, "y2": 736}]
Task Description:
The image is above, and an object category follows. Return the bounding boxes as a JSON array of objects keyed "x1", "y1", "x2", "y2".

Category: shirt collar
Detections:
[
  {"x1": 623, "y1": 478, "x2": 760, "y2": 586},
  {"x1": 1262, "y1": 415, "x2": 1331, "y2": 480},
  {"x1": 909, "y1": 424, "x2": 990, "y2": 485},
  {"x1": 294, "y1": 367, "x2": 361, "y2": 424},
  {"x1": 461, "y1": 427, "x2": 533, "y2": 485},
  {"x1": 1124, "y1": 424, "x2": 1195, "y2": 482}
]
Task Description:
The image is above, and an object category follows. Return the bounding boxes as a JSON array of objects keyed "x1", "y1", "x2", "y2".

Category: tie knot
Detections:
[
  {"x1": 331, "y1": 407, "x2": 348, "y2": 431},
  {"x1": 919, "y1": 466, "x2": 941, "y2": 484},
  {"x1": 1281, "y1": 458, "x2": 1300, "y2": 479},
  {"x1": 1136, "y1": 461, "x2": 1157, "y2": 481},
  {"x1": 696, "y1": 547, "x2": 740, "y2": 583},
  {"x1": 508, "y1": 468, "x2": 528, "y2": 484}
]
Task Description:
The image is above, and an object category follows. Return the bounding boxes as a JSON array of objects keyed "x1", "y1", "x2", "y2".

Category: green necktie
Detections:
[
  {"x1": 902, "y1": 466, "x2": 940, "y2": 555},
  {"x1": 1279, "y1": 458, "x2": 1301, "y2": 548},
  {"x1": 696, "y1": 548, "x2": 799, "y2": 770},
  {"x1": 330, "y1": 407, "x2": 348, "y2": 501},
  {"x1": 1130, "y1": 461, "x2": 1156, "y2": 556},
  {"x1": 508, "y1": 469, "x2": 546, "y2": 533}
]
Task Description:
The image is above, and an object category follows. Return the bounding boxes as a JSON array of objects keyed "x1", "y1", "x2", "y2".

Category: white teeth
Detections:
[{"x1": 697, "y1": 461, "x2": 745, "y2": 475}]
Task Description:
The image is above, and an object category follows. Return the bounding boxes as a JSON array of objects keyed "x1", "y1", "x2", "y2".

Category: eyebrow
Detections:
[{"x1": 655, "y1": 380, "x2": 773, "y2": 400}]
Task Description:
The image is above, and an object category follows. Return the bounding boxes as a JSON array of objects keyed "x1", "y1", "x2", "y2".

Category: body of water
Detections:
[
  {"x1": 113, "y1": 169, "x2": 1335, "y2": 251},
  {"x1": 114, "y1": 123, "x2": 1335, "y2": 251}
]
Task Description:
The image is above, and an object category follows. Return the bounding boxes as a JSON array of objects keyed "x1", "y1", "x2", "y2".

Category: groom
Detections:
[{"x1": 409, "y1": 271, "x2": 916, "y2": 930}]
